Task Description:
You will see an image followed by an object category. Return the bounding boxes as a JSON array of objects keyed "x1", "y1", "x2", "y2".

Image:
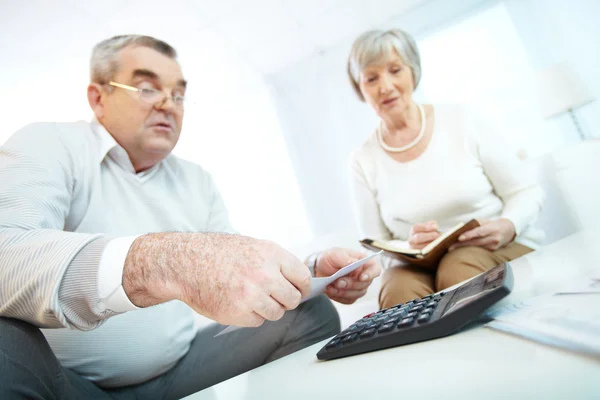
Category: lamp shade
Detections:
[{"x1": 536, "y1": 63, "x2": 595, "y2": 119}]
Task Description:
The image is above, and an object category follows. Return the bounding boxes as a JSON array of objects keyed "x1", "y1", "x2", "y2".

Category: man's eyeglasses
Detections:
[{"x1": 108, "y1": 81, "x2": 186, "y2": 108}]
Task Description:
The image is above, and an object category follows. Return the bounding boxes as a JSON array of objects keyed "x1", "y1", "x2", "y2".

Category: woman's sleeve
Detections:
[
  {"x1": 348, "y1": 152, "x2": 392, "y2": 241},
  {"x1": 348, "y1": 151, "x2": 410, "y2": 270},
  {"x1": 470, "y1": 111, "x2": 544, "y2": 236}
]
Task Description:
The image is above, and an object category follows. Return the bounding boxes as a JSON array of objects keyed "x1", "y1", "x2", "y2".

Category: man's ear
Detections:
[{"x1": 87, "y1": 83, "x2": 105, "y2": 119}]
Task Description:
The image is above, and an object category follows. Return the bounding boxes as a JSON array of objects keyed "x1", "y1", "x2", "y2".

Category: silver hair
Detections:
[
  {"x1": 90, "y1": 35, "x2": 177, "y2": 84},
  {"x1": 347, "y1": 29, "x2": 421, "y2": 101}
]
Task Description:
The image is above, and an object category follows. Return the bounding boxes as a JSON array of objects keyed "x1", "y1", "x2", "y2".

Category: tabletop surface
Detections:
[{"x1": 185, "y1": 229, "x2": 600, "y2": 400}]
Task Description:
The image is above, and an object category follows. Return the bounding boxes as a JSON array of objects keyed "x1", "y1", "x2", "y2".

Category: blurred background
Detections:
[{"x1": 1, "y1": 0, "x2": 598, "y2": 252}]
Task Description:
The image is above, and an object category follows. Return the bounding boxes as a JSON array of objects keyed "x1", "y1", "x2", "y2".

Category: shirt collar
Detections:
[
  {"x1": 91, "y1": 118, "x2": 120, "y2": 165},
  {"x1": 90, "y1": 118, "x2": 161, "y2": 179}
]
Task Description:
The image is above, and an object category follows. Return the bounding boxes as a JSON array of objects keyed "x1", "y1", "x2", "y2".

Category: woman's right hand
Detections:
[{"x1": 408, "y1": 220, "x2": 441, "y2": 249}]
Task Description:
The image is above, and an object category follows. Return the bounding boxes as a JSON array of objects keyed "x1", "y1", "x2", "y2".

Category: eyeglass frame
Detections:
[{"x1": 107, "y1": 81, "x2": 187, "y2": 108}]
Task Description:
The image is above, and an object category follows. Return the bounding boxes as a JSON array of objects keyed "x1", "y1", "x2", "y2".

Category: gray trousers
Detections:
[{"x1": 0, "y1": 295, "x2": 340, "y2": 399}]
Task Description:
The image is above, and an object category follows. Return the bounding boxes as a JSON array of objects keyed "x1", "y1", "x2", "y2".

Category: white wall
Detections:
[{"x1": 172, "y1": 38, "x2": 313, "y2": 247}]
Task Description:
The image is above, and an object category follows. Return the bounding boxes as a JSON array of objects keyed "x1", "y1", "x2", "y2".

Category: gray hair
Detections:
[
  {"x1": 347, "y1": 29, "x2": 421, "y2": 101},
  {"x1": 90, "y1": 35, "x2": 177, "y2": 84}
]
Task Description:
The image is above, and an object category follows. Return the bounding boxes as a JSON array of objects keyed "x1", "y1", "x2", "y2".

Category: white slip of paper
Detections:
[
  {"x1": 555, "y1": 277, "x2": 600, "y2": 295},
  {"x1": 215, "y1": 251, "x2": 383, "y2": 337},
  {"x1": 486, "y1": 293, "x2": 600, "y2": 357}
]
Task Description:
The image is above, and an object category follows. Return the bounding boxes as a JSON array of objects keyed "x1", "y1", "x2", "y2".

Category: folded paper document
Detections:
[
  {"x1": 215, "y1": 251, "x2": 382, "y2": 337},
  {"x1": 486, "y1": 293, "x2": 600, "y2": 357},
  {"x1": 555, "y1": 277, "x2": 600, "y2": 295}
]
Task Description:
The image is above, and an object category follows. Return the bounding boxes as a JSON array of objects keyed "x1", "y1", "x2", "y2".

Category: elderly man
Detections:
[{"x1": 0, "y1": 35, "x2": 380, "y2": 399}]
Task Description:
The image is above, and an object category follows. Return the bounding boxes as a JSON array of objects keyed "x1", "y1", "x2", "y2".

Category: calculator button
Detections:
[
  {"x1": 353, "y1": 325, "x2": 368, "y2": 334},
  {"x1": 424, "y1": 307, "x2": 434, "y2": 315},
  {"x1": 342, "y1": 334, "x2": 359, "y2": 344},
  {"x1": 390, "y1": 309, "x2": 407, "y2": 319},
  {"x1": 398, "y1": 317, "x2": 414, "y2": 328},
  {"x1": 411, "y1": 306, "x2": 424, "y2": 313},
  {"x1": 341, "y1": 326, "x2": 357, "y2": 335},
  {"x1": 362, "y1": 320, "x2": 376, "y2": 328},
  {"x1": 426, "y1": 301, "x2": 437, "y2": 308},
  {"x1": 326, "y1": 339, "x2": 341, "y2": 349},
  {"x1": 406, "y1": 311, "x2": 418, "y2": 319},
  {"x1": 418, "y1": 313, "x2": 431, "y2": 323},
  {"x1": 387, "y1": 317, "x2": 400, "y2": 325},
  {"x1": 378, "y1": 323, "x2": 394, "y2": 333},
  {"x1": 360, "y1": 328, "x2": 376, "y2": 339}
]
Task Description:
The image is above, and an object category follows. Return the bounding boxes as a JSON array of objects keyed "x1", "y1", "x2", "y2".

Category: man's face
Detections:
[{"x1": 98, "y1": 46, "x2": 186, "y2": 171}]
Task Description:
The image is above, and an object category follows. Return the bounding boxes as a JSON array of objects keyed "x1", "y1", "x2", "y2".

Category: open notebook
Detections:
[{"x1": 360, "y1": 219, "x2": 480, "y2": 267}]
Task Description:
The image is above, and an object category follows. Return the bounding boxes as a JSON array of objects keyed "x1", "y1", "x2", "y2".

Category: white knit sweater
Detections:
[{"x1": 348, "y1": 104, "x2": 544, "y2": 259}]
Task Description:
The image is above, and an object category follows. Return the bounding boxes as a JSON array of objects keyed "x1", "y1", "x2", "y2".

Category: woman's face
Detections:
[{"x1": 359, "y1": 51, "x2": 415, "y2": 119}]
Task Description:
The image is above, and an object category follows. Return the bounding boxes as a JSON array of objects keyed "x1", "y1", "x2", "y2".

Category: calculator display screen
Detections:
[{"x1": 442, "y1": 265, "x2": 505, "y2": 315}]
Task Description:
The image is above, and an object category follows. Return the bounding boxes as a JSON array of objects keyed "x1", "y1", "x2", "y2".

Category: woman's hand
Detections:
[
  {"x1": 315, "y1": 248, "x2": 381, "y2": 305},
  {"x1": 450, "y1": 219, "x2": 516, "y2": 251},
  {"x1": 408, "y1": 220, "x2": 441, "y2": 249}
]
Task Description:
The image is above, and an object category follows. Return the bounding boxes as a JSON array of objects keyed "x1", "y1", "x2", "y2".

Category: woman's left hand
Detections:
[{"x1": 449, "y1": 219, "x2": 516, "y2": 251}]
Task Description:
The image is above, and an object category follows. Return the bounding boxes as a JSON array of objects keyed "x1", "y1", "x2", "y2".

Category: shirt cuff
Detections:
[
  {"x1": 306, "y1": 252, "x2": 319, "y2": 277},
  {"x1": 499, "y1": 212, "x2": 524, "y2": 236},
  {"x1": 97, "y1": 235, "x2": 141, "y2": 313}
]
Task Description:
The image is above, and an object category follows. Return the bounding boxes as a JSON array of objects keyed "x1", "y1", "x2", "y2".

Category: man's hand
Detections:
[
  {"x1": 314, "y1": 248, "x2": 381, "y2": 305},
  {"x1": 122, "y1": 232, "x2": 311, "y2": 328},
  {"x1": 408, "y1": 220, "x2": 441, "y2": 249},
  {"x1": 450, "y1": 219, "x2": 516, "y2": 251}
]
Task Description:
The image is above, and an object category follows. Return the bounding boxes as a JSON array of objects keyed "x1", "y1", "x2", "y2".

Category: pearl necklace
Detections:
[{"x1": 377, "y1": 103, "x2": 426, "y2": 153}]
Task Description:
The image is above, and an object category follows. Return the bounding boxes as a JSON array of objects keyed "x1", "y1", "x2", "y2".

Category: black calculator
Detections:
[{"x1": 317, "y1": 262, "x2": 513, "y2": 361}]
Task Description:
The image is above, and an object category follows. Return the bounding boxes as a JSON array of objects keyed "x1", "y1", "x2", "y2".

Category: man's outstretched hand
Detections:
[{"x1": 123, "y1": 232, "x2": 312, "y2": 328}]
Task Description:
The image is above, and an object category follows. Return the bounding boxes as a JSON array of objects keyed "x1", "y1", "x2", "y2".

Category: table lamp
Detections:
[{"x1": 536, "y1": 63, "x2": 595, "y2": 140}]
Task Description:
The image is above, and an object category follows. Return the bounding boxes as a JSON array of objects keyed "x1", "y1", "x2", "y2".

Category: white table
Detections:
[{"x1": 186, "y1": 230, "x2": 600, "y2": 399}]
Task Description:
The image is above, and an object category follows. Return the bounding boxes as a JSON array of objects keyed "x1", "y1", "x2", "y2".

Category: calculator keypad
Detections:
[{"x1": 324, "y1": 293, "x2": 444, "y2": 350}]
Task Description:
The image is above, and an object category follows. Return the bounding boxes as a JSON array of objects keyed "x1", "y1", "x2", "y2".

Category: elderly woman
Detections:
[{"x1": 346, "y1": 29, "x2": 544, "y2": 309}]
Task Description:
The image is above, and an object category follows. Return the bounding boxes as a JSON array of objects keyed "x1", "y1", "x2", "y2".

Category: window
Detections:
[{"x1": 416, "y1": 3, "x2": 565, "y2": 158}]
